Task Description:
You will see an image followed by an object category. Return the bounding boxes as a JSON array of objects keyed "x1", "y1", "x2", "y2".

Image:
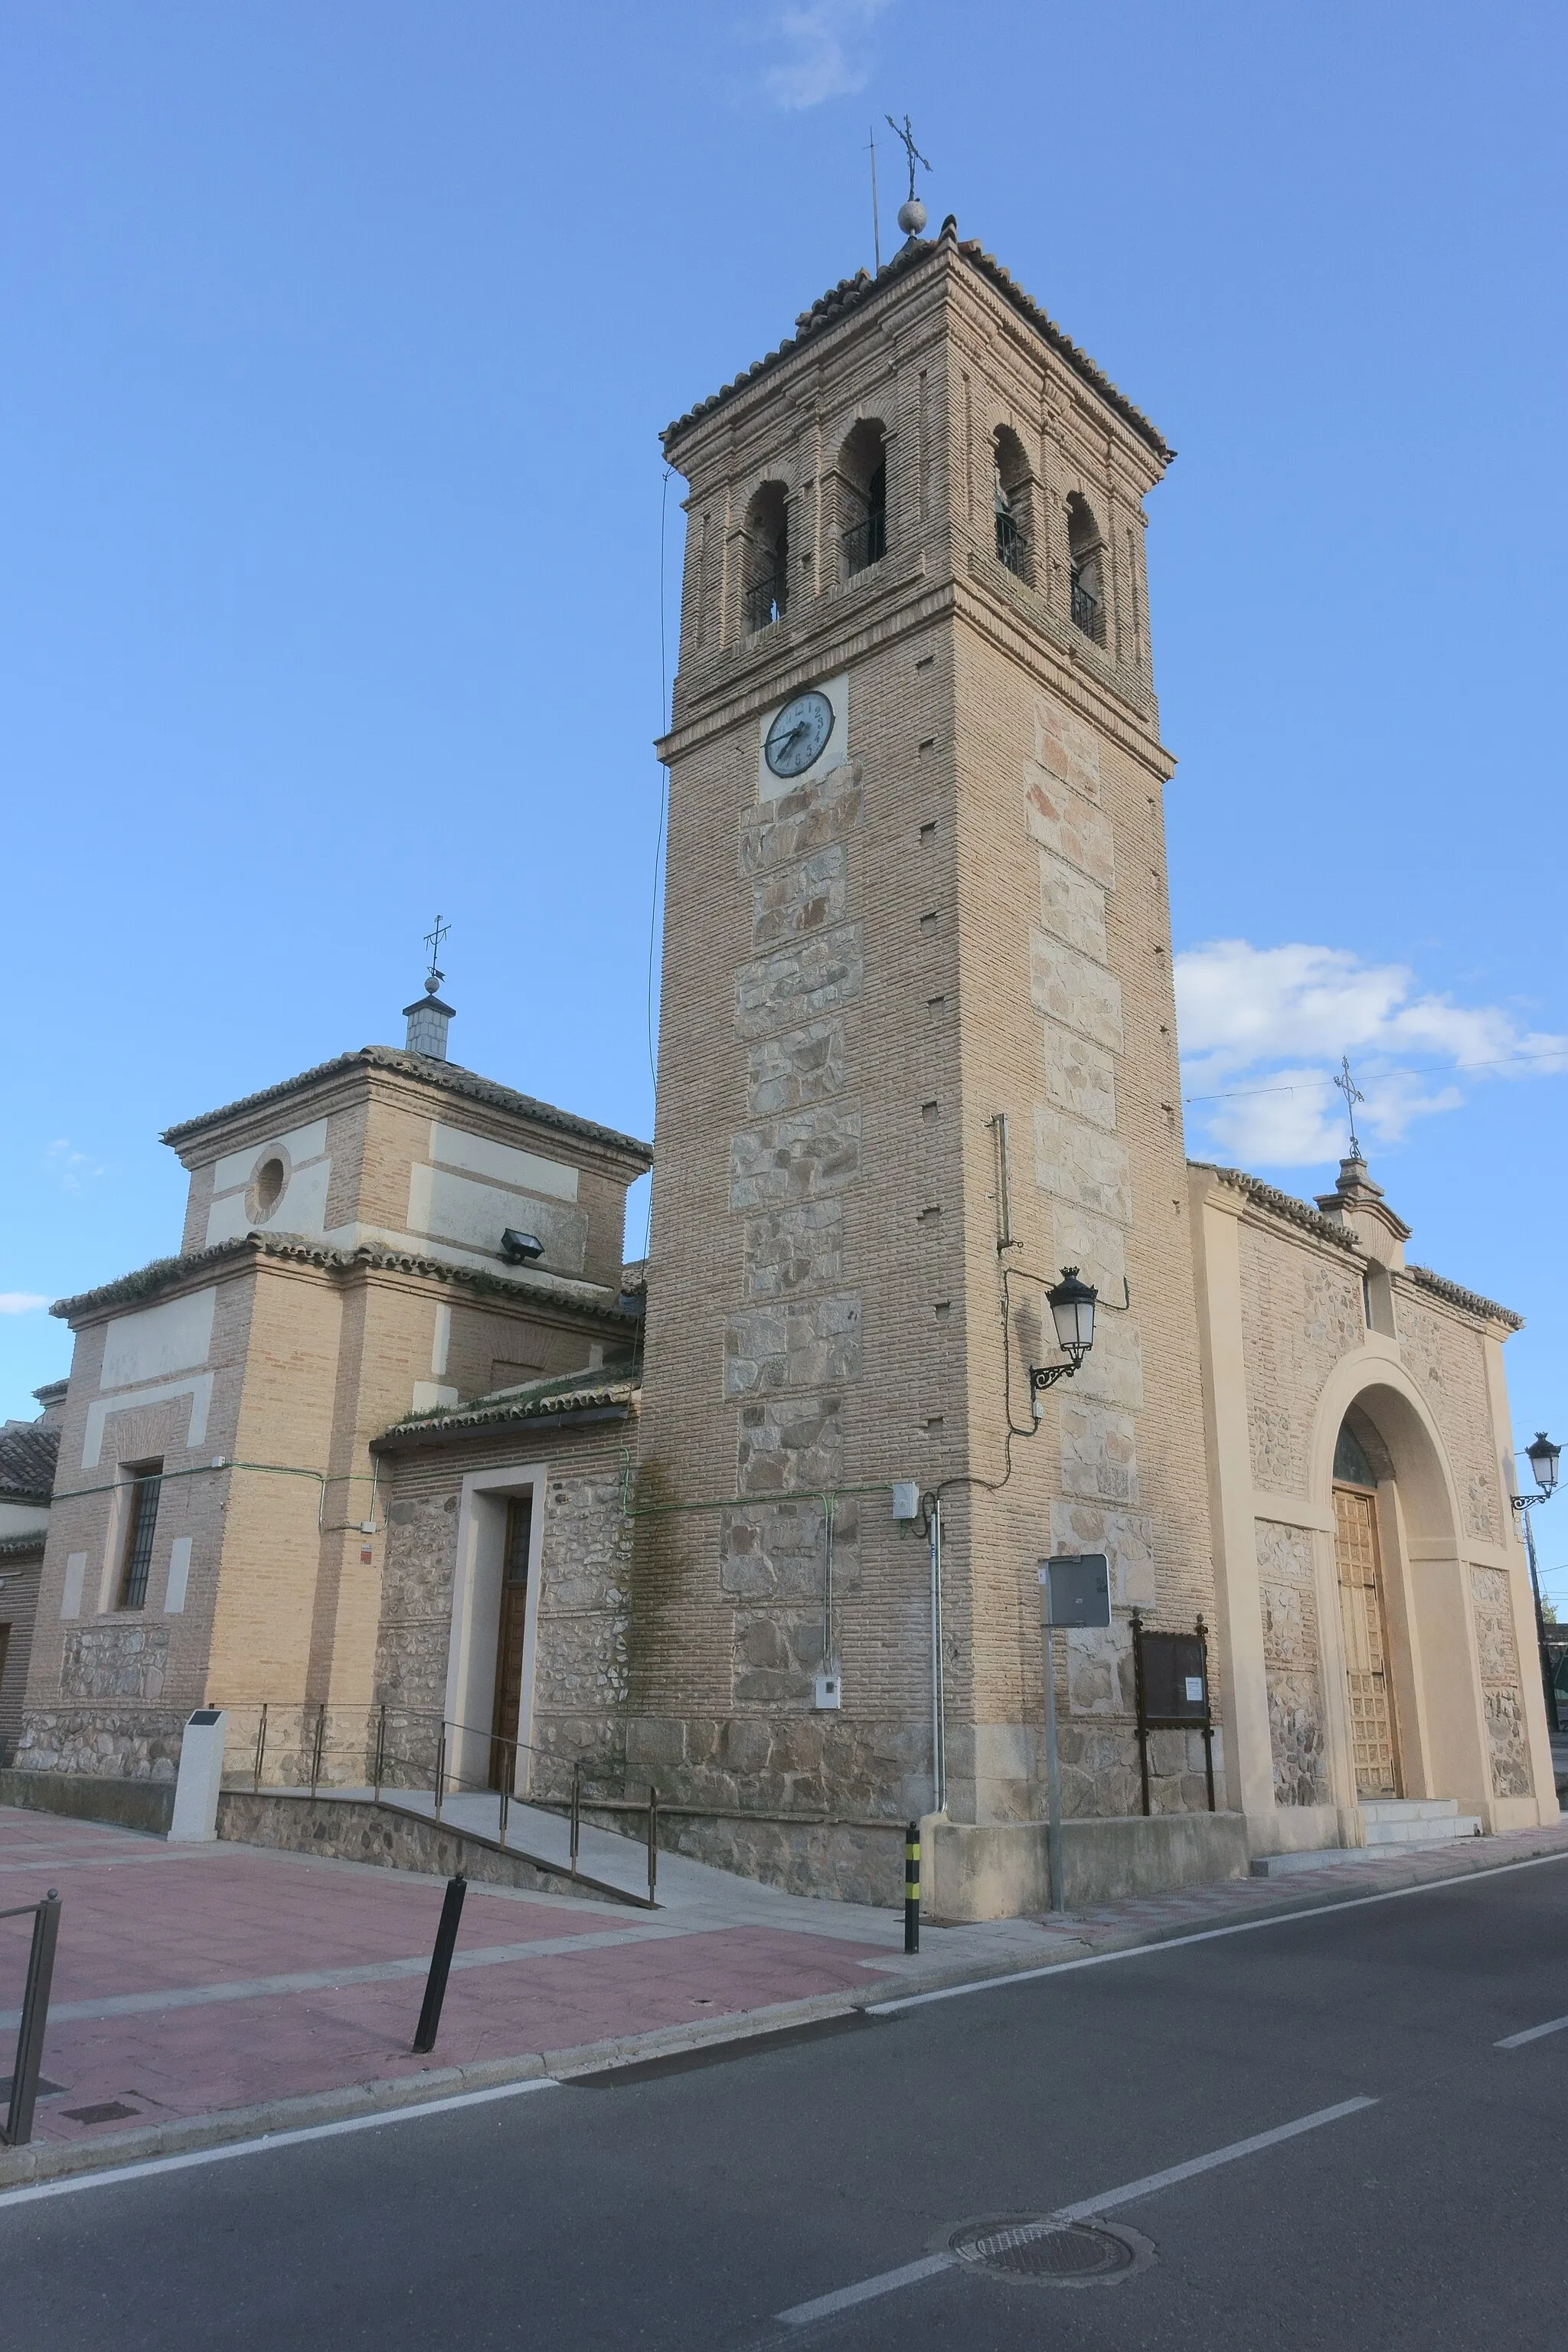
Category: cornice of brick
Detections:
[
  {"x1": 51, "y1": 1233, "x2": 646, "y2": 1331},
  {"x1": 1204, "y1": 1165, "x2": 1362, "y2": 1254},
  {"x1": 662, "y1": 223, "x2": 1170, "y2": 466},
  {"x1": 374, "y1": 1368, "x2": 640, "y2": 1450},
  {"x1": 1402, "y1": 1263, "x2": 1523, "y2": 1334}
]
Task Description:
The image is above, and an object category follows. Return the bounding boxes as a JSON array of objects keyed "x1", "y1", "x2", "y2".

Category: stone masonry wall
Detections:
[
  {"x1": 374, "y1": 1421, "x2": 635, "y2": 1803},
  {"x1": 1255, "y1": 1519, "x2": 1329, "y2": 1806},
  {"x1": 1239, "y1": 1223, "x2": 1364, "y2": 1494},
  {"x1": 1399, "y1": 1295, "x2": 1505, "y2": 1545},
  {"x1": 1470, "y1": 1563, "x2": 1533, "y2": 1799}
]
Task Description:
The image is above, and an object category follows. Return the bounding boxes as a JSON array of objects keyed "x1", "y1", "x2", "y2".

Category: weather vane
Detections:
[
  {"x1": 1333, "y1": 1056, "x2": 1365, "y2": 1159},
  {"x1": 423, "y1": 913, "x2": 450, "y2": 995},
  {"x1": 884, "y1": 113, "x2": 933, "y2": 236}
]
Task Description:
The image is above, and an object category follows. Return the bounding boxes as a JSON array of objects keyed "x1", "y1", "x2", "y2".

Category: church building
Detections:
[{"x1": 5, "y1": 215, "x2": 1555, "y2": 1915}]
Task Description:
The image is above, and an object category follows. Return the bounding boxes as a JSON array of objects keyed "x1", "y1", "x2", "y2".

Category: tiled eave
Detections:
[
  {"x1": 161, "y1": 1045, "x2": 652, "y2": 1167},
  {"x1": 1406, "y1": 1264, "x2": 1523, "y2": 1333},
  {"x1": 51, "y1": 1233, "x2": 645, "y2": 1332},
  {"x1": 374, "y1": 1370, "x2": 640, "y2": 1451},
  {"x1": 1208, "y1": 1165, "x2": 1361, "y2": 1253},
  {"x1": 0, "y1": 1530, "x2": 45, "y2": 1560},
  {"x1": 661, "y1": 220, "x2": 1171, "y2": 463}
]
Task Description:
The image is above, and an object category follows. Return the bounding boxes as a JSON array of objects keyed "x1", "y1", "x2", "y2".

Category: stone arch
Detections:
[
  {"x1": 1066, "y1": 490, "x2": 1107, "y2": 642},
  {"x1": 740, "y1": 479, "x2": 790, "y2": 634},
  {"x1": 991, "y1": 422, "x2": 1035, "y2": 582},
  {"x1": 835, "y1": 416, "x2": 887, "y2": 577},
  {"x1": 1305, "y1": 1356, "x2": 1493, "y2": 1821}
]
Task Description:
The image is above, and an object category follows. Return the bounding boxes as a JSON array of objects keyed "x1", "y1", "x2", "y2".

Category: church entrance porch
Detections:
[{"x1": 1332, "y1": 1482, "x2": 1400, "y2": 1800}]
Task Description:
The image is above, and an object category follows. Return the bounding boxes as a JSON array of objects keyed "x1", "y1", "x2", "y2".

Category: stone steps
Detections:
[{"x1": 1251, "y1": 1797, "x2": 1482, "y2": 1877}]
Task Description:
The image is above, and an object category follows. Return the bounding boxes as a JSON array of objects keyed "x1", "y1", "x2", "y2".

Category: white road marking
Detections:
[
  {"x1": 0, "y1": 2078, "x2": 560, "y2": 2210},
  {"x1": 870, "y1": 1847, "x2": 1568, "y2": 2014},
  {"x1": 1053, "y1": 2096, "x2": 1378, "y2": 2220},
  {"x1": 776, "y1": 2095, "x2": 1377, "y2": 2326},
  {"x1": 1496, "y1": 2013, "x2": 1568, "y2": 2048},
  {"x1": 777, "y1": 2252, "x2": 959, "y2": 2324}
]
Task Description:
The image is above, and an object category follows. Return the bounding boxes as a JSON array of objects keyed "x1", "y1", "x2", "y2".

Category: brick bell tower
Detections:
[{"x1": 632, "y1": 215, "x2": 1217, "y2": 1900}]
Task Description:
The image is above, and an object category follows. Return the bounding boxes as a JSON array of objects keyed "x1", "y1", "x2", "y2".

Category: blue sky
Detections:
[{"x1": 4, "y1": 3, "x2": 1565, "y2": 1576}]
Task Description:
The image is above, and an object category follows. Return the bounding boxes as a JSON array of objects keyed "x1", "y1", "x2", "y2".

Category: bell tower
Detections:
[{"x1": 634, "y1": 217, "x2": 1216, "y2": 1889}]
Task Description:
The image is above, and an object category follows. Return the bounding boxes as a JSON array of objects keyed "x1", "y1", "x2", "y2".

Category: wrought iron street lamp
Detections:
[
  {"x1": 1514, "y1": 1431, "x2": 1561, "y2": 1734},
  {"x1": 1029, "y1": 1268, "x2": 1098, "y2": 1422}
]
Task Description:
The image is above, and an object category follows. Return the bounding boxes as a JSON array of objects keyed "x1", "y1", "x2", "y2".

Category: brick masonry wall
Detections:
[{"x1": 639, "y1": 234, "x2": 1216, "y2": 1839}]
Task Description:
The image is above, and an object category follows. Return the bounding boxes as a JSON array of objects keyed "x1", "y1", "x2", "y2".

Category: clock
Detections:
[{"x1": 763, "y1": 689, "x2": 835, "y2": 779}]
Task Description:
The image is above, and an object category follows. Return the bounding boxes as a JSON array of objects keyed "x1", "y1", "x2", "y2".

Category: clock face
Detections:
[{"x1": 763, "y1": 689, "x2": 835, "y2": 779}]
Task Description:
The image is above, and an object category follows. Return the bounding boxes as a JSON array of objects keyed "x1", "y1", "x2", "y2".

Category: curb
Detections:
[{"x1": 5, "y1": 1827, "x2": 1565, "y2": 2190}]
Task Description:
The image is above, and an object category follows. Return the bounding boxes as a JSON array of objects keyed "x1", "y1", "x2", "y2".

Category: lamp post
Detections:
[
  {"x1": 1513, "y1": 1430, "x2": 1561, "y2": 1736},
  {"x1": 1029, "y1": 1268, "x2": 1098, "y2": 1420}
]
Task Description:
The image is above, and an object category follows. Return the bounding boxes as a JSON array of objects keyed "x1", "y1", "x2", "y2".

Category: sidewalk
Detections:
[{"x1": 3, "y1": 1801, "x2": 1566, "y2": 2187}]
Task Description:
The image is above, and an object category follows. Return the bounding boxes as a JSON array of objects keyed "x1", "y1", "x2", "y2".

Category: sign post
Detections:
[{"x1": 1037, "y1": 1554, "x2": 1111, "y2": 1913}]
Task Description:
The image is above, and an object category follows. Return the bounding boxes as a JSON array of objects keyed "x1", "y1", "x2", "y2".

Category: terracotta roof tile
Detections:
[
  {"x1": 0, "y1": 1422, "x2": 58, "y2": 1504},
  {"x1": 162, "y1": 1047, "x2": 652, "y2": 1165}
]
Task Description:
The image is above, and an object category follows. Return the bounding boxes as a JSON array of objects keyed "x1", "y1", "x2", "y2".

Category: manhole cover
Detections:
[{"x1": 951, "y1": 2217, "x2": 1138, "y2": 2284}]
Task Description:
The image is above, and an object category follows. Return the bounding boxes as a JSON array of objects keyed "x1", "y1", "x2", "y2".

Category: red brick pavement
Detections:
[{"x1": 0, "y1": 1808, "x2": 887, "y2": 2147}]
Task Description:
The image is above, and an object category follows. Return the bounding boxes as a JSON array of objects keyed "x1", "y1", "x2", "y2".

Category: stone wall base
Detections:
[
  {"x1": 0, "y1": 1768, "x2": 176, "y2": 1838},
  {"x1": 214, "y1": 1792, "x2": 632, "y2": 1904},
  {"x1": 1246, "y1": 1802, "x2": 1345, "y2": 1858},
  {"x1": 922, "y1": 1810, "x2": 1252, "y2": 1921},
  {"x1": 659, "y1": 1811, "x2": 907, "y2": 1908}
]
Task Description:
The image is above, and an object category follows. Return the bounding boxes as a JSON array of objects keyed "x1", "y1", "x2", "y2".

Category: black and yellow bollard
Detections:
[{"x1": 904, "y1": 1821, "x2": 920, "y2": 1955}]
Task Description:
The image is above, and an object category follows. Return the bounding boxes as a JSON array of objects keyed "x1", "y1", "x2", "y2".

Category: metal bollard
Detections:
[
  {"x1": 647, "y1": 1784, "x2": 659, "y2": 1905},
  {"x1": 412, "y1": 1873, "x2": 467, "y2": 2053},
  {"x1": 904, "y1": 1823, "x2": 920, "y2": 1955},
  {"x1": 570, "y1": 1758, "x2": 581, "y2": 1878},
  {"x1": 3, "y1": 1890, "x2": 61, "y2": 2148}
]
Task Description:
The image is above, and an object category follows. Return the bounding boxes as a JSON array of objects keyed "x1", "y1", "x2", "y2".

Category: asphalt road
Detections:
[{"x1": 7, "y1": 1854, "x2": 1568, "y2": 2350}]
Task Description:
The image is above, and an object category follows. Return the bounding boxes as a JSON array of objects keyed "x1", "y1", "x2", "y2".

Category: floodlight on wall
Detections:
[
  {"x1": 1028, "y1": 1266, "x2": 1099, "y2": 1422},
  {"x1": 500, "y1": 1229, "x2": 545, "y2": 1266}
]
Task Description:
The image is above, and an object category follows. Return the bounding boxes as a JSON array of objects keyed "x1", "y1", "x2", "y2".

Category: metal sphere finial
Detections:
[{"x1": 897, "y1": 197, "x2": 927, "y2": 235}]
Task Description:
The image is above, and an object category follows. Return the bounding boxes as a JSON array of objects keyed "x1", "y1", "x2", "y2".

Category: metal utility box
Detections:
[{"x1": 1037, "y1": 1553, "x2": 1111, "y2": 1628}]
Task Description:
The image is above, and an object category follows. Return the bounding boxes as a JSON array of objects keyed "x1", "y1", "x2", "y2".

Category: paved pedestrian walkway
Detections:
[{"x1": 2, "y1": 1802, "x2": 1566, "y2": 2182}]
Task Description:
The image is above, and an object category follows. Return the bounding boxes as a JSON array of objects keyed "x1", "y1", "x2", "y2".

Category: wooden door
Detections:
[
  {"x1": 1334, "y1": 1485, "x2": 1400, "y2": 1798},
  {"x1": 489, "y1": 1497, "x2": 533, "y2": 1792}
]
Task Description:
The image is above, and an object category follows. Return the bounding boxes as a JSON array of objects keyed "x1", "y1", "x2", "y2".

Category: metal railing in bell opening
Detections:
[
  {"x1": 995, "y1": 509, "x2": 1027, "y2": 577},
  {"x1": 1070, "y1": 574, "x2": 1101, "y2": 638},
  {"x1": 1, "y1": 1889, "x2": 61, "y2": 2148},
  {"x1": 744, "y1": 573, "x2": 789, "y2": 633},
  {"x1": 841, "y1": 511, "x2": 887, "y2": 577}
]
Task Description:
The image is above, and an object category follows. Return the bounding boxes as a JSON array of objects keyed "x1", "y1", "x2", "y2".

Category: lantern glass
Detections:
[
  {"x1": 1047, "y1": 1266, "x2": 1098, "y2": 1358},
  {"x1": 1527, "y1": 1431, "x2": 1560, "y2": 1497}
]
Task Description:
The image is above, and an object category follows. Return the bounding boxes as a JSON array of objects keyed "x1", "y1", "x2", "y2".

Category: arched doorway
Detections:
[{"x1": 1331, "y1": 1416, "x2": 1400, "y2": 1798}]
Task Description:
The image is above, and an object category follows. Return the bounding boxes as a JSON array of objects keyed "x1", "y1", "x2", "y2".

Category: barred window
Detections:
[{"x1": 119, "y1": 1459, "x2": 163, "y2": 1611}]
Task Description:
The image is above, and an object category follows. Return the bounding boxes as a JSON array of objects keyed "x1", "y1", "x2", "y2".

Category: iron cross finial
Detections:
[
  {"x1": 1333, "y1": 1056, "x2": 1366, "y2": 1159},
  {"x1": 423, "y1": 913, "x2": 450, "y2": 993},
  {"x1": 884, "y1": 113, "x2": 933, "y2": 204}
]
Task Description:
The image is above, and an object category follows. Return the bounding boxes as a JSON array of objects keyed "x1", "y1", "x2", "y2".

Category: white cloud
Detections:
[
  {"x1": 46, "y1": 1137, "x2": 105, "y2": 1197},
  {"x1": 758, "y1": 0, "x2": 894, "y2": 109},
  {"x1": 0, "y1": 1293, "x2": 49, "y2": 1315},
  {"x1": 1174, "y1": 939, "x2": 1568, "y2": 1171}
]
